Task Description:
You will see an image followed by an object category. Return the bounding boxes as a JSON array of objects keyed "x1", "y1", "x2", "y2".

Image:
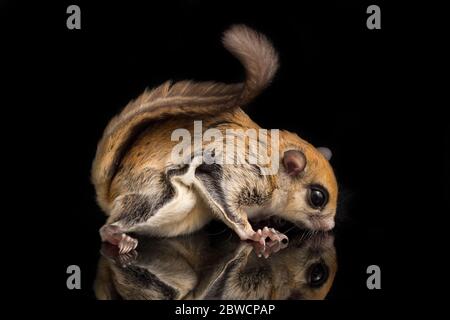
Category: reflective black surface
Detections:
[
  {"x1": 4, "y1": 0, "x2": 423, "y2": 302},
  {"x1": 95, "y1": 226, "x2": 336, "y2": 300}
]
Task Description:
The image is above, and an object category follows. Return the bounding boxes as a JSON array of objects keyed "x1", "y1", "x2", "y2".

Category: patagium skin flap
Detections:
[{"x1": 91, "y1": 25, "x2": 338, "y2": 254}]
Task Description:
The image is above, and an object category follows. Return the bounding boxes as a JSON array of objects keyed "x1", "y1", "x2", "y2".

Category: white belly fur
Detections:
[{"x1": 135, "y1": 160, "x2": 213, "y2": 237}]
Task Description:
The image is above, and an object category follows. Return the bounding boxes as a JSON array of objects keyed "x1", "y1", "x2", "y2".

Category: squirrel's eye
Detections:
[
  {"x1": 308, "y1": 186, "x2": 328, "y2": 209},
  {"x1": 308, "y1": 262, "x2": 329, "y2": 287}
]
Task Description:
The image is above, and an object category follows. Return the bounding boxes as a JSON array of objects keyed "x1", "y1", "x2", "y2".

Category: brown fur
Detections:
[
  {"x1": 92, "y1": 24, "x2": 278, "y2": 212},
  {"x1": 92, "y1": 25, "x2": 338, "y2": 251}
]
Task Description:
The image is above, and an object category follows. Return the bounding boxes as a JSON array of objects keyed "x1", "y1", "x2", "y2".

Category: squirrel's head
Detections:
[{"x1": 278, "y1": 131, "x2": 338, "y2": 231}]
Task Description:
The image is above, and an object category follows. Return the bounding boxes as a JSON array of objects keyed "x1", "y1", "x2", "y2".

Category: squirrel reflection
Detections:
[{"x1": 94, "y1": 227, "x2": 337, "y2": 300}]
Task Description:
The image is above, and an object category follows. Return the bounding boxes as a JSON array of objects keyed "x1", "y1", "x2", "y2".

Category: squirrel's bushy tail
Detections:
[{"x1": 91, "y1": 25, "x2": 279, "y2": 212}]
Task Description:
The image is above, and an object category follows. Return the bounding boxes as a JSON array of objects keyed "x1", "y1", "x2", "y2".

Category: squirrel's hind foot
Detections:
[{"x1": 100, "y1": 224, "x2": 139, "y2": 254}]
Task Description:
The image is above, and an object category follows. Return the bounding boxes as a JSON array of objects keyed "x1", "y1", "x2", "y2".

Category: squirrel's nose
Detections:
[{"x1": 321, "y1": 218, "x2": 335, "y2": 231}]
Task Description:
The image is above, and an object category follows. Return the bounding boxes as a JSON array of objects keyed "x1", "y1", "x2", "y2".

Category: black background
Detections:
[{"x1": 1, "y1": 0, "x2": 446, "y2": 306}]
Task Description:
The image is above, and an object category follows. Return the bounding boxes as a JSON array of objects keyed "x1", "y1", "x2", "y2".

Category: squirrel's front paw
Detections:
[
  {"x1": 249, "y1": 227, "x2": 288, "y2": 258},
  {"x1": 250, "y1": 226, "x2": 289, "y2": 247}
]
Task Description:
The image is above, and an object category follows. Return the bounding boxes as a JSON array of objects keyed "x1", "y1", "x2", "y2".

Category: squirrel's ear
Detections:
[
  {"x1": 283, "y1": 150, "x2": 306, "y2": 176},
  {"x1": 317, "y1": 147, "x2": 332, "y2": 160}
]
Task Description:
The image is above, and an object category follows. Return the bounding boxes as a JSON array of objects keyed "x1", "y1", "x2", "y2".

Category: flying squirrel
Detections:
[{"x1": 91, "y1": 25, "x2": 338, "y2": 254}]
